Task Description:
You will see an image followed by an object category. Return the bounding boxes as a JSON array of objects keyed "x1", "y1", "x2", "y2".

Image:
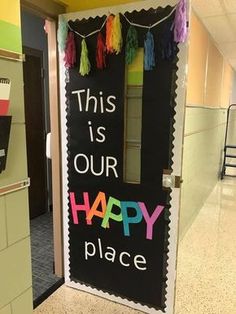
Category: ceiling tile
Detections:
[
  {"x1": 192, "y1": 0, "x2": 224, "y2": 18},
  {"x1": 222, "y1": 0, "x2": 236, "y2": 14},
  {"x1": 203, "y1": 15, "x2": 235, "y2": 43},
  {"x1": 219, "y1": 42, "x2": 236, "y2": 59},
  {"x1": 227, "y1": 14, "x2": 236, "y2": 33}
]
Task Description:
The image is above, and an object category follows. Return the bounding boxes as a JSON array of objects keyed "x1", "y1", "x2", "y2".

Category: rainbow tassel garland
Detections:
[
  {"x1": 57, "y1": 16, "x2": 68, "y2": 52},
  {"x1": 144, "y1": 30, "x2": 155, "y2": 71},
  {"x1": 96, "y1": 32, "x2": 106, "y2": 70},
  {"x1": 112, "y1": 14, "x2": 123, "y2": 54},
  {"x1": 59, "y1": 5, "x2": 185, "y2": 75},
  {"x1": 174, "y1": 0, "x2": 187, "y2": 43},
  {"x1": 64, "y1": 31, "x2": 76, "y2": 68},
  {"x1": 106, "y1": 15, "x2": 115, "y2": 53},
  {"x1": 125, "y1": 25, "x2": 138, "y2": 65},
  {"x1": 79, "y1": 39, "x2": 91, "y2": 76}
]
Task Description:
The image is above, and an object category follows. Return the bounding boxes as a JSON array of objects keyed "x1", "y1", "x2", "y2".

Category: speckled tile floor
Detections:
[
  {"x1": 31, "y1": 212, "x2": 61, "y2": 301},
  {"x1": 34, "y1": 178, "x2": 236, "y2": 314}
]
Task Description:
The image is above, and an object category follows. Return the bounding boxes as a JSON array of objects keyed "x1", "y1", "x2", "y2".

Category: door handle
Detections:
[{"x1": 162, "y1": 170, "x2": 183, "y2": 189}]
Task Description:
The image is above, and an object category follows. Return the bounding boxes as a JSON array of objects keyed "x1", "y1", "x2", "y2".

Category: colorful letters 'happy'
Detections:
[{"x1": 69, "y1": 191, "x2": 165, "y2": 240}]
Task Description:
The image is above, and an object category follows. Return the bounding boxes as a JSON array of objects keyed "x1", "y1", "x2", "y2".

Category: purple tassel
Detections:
[
  {"x1": 64, "y1": 31, "x2": 76, "y2": 68},
  {"x1": 174, "y1": 0, "x2": 187, "y2": 43}
]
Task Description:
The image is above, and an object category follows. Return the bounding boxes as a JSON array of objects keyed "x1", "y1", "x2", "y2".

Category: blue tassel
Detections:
[{"x1": 144, "y1": 30, "x2": 155, "y2": 71}]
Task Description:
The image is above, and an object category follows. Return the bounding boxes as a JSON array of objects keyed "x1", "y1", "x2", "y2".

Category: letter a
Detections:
[{"x1": 86, "y1": 192, "x2": 109, "y2": 226}]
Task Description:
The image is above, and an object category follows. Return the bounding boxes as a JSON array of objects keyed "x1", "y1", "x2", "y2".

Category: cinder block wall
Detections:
[{"x1": 0, "y1": 1, "x2": 33, "y2": 313}]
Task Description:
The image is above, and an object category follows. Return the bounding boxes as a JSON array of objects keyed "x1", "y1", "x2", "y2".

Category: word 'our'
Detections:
[
  {"x1": 74, "y1": 154, "x2": 118, "y2": 178},
  {"x1": 70, "y1": 191, "x2": 165, "y2": 240}
]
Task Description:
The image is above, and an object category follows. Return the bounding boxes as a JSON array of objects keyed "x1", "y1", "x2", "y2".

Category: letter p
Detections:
[
  {"x1": 84, "y1": 241, "x2": 96, "y2": 260},
  {"x1": 121, "y1": 201, "x2": 143, "y2": 237}
]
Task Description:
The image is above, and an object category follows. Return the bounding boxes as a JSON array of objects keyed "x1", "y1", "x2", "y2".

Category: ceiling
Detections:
[{"x1": 192, "y1": 0, "x2": 236, "y2": 71}]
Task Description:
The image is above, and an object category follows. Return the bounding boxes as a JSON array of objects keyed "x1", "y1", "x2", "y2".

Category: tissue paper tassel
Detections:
[
  {"x1": 96, "y1": 32, "x2": 106, "y2": 69},
  {"x1": 112, "y1": 14, "x2": 123, "y2": 54},
  {"x1": 79, "y1": 39, "x2": 91, "y2": 76},
  {"x1": 64, "y1": 31, "x2": 76, "y2": 68},
  {"x1": 125, "y1": 25, "x2": 138, "y2": 65},
  {"x1": 106, "y1": 15, "x2": 115, "y2": 53},
  {"x1": 144, "y1": 30, "x2": 155, "y2": 71},
  {"x1": 57, "y1": 17, "x2": 68, "y2": 52},
  {"x1": 174, "y1": 0, "x2": 187, "y2": 43}
]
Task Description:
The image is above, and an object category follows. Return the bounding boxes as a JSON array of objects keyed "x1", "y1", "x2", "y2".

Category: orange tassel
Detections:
[{"x1": 106, "y1": 15, "x2": 114, "y2": 53}]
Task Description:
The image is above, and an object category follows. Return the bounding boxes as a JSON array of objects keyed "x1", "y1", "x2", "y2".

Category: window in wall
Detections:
[{"x1": 124, "y1": 49, "x2": 144, "y2": 184}]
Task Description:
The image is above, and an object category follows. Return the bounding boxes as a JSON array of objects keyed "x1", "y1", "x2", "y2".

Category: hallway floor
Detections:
[
  {"x1": 30, "y1": 212, "x2": 61, "y2": 303},
  {"x1": 34, "y1": 178, "x2": 236, "y2": 314}
]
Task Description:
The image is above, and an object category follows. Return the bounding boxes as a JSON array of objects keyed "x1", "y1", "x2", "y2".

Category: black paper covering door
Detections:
[{"x1": 65, "y1": 6, "x2": 178, "y2": 311}]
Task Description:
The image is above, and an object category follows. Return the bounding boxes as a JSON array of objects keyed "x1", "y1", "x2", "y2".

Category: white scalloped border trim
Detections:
[{"x1": 59, "y1": 1, "x2": 189, "y2": 313}]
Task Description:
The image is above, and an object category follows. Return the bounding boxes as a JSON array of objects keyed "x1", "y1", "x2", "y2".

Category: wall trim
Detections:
[
  {"x1": 186, "y1": 104, "x2": 228, "y2": 110},
  {"x1": 185, "y1": 122, "x2": 226, "y2": 137}
]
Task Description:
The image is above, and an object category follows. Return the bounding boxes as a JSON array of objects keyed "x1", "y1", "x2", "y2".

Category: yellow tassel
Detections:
[{"x1": 112, "y1": 14, "x2": 123, "y2": 54}]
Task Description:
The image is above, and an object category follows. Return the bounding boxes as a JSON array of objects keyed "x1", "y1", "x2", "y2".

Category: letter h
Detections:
[{"x1": 69, "y1": 192, "x2": 92, "y2": 225}]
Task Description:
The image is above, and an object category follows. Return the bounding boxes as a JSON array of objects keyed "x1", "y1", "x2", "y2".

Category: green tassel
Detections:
[
  {"x1": 57, "y1": 16, "x2": 68, "y2": 52},
  {"x1": 125, "y1": 25, "x2": 138, "y2": 65},
  {"x1": 79, "y1": 39, "x2": 91, "y2": 76}
]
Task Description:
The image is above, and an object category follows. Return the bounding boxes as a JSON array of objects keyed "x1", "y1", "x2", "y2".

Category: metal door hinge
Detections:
[
  {"x1": 41, "y1": 68, "x2": 45, "y2": 79},
  {"x1": 162, "y1": 169, "x2": 183, "y2": 189}
]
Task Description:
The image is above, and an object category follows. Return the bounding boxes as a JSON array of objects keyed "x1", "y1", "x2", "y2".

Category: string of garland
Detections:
[{"x1": 58, "y1": 0, "x2": 187, "y2": 76}]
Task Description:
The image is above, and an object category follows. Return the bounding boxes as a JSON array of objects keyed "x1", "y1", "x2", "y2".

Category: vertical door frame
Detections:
[
  {"x1": 46, "y1": 19, "x2": 64, "y2": 277},
  {"x1": 21, "y1": 4, "x2": 64, "y2": 277}
]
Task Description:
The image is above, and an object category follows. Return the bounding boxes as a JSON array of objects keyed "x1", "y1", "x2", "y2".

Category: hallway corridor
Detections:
[
  {"x1": 175, "y1": 177, "x2": 236, "y2": 313},
  {"x1": 34, "y1": 178, "x2": 236, "y2": 314}
]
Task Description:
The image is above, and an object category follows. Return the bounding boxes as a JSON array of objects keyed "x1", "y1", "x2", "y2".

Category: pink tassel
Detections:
[
  {"x1": 64, "y1": 31, "x2": 76, "y2": 68},
  {"x1": 174, "y1": 0, "x2": 187, "y2": 43}
]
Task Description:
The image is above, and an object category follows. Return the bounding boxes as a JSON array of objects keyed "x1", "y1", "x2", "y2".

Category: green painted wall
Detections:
[
  {"x1": 0, "y1": 0, "x2": 21, "y2": 53},
  {"x1": 0, "y1": 20, "x2": 22, "y2": 53}
]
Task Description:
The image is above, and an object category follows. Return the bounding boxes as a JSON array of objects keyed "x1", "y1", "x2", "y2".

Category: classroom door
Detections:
[{"x1": 60, "y1": 2, "x2": 187, "y2": 313}]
